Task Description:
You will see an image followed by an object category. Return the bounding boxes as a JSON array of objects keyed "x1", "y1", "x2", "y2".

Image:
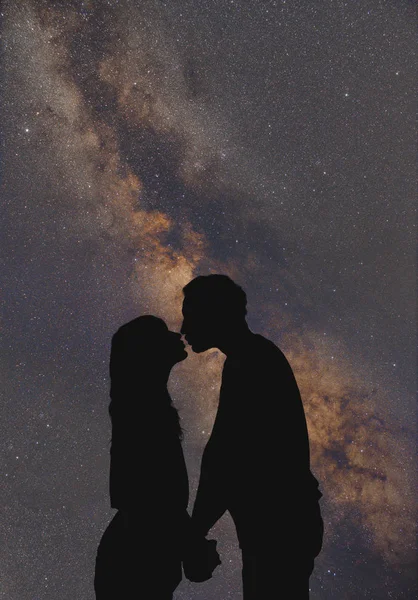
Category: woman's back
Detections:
[{"x1": 109, "y1": 390, "x2": 189, "y2": 528}]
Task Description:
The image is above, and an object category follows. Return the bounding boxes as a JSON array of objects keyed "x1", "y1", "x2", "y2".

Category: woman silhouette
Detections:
[{"x1": 94, "y1": 315, "x2": 219, "y2": 599}]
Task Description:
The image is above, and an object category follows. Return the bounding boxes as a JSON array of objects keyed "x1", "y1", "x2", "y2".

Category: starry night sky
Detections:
[{"x1": 1, "y1": 1, "x2": 416, "y2": 598}]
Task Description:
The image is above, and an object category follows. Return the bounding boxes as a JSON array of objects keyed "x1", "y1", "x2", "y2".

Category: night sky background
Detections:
[{"x1": 1, "y1": 1, "x2": 416, "y2": 598}]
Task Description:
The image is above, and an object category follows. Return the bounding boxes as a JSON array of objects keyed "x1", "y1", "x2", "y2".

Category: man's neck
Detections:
[{"x1": 217, "y1": 322, "x2": 254, "y2": 357}]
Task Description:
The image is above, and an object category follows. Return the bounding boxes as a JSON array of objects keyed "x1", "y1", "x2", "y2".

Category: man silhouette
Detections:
[{"x1": 181, "y1": 274, "x2": 323, "y2": 599}]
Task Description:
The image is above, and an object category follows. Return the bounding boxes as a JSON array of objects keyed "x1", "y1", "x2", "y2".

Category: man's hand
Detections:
[{"x1": 183, "y1": 538, "x2": 221, "y2": 582}]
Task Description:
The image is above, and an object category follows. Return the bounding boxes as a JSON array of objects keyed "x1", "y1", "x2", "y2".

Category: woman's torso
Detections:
[{"x1": 109, "y1": 395, "x2": 189, "y2": 536}]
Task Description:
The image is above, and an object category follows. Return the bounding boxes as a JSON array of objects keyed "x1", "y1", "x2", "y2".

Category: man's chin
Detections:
[
  {"x1": 175, "y1": 349, "x2": 188, "y2": 363},
  {"x1": 190, "y1": 342, "x2": 210, "y2": 353}
]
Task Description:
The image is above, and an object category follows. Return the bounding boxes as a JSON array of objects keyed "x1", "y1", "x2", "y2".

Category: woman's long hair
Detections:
[{"x1": 108, "y1": 315, "x2": 183, "y2": 444}]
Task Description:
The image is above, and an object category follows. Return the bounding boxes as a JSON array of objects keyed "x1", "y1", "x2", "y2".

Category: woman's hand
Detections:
[{"x1": 182, "y1": 537, "x2": 221, "y2": 582}]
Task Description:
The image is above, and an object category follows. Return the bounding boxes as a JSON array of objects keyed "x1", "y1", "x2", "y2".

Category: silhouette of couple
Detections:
[{"x1": 94, "y1": 275, "x2": 323, "y2": 599}]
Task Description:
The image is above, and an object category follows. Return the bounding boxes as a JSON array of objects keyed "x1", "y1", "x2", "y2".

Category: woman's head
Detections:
[
  {"x1": 110, "y1": 315, "x2": 187, "y2": 390},
  {"x1": 108, "y1": 315, "x2": 186, "y2": 440}
]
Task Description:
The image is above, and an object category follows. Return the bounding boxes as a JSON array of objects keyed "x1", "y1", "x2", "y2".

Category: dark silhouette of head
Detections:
[
  {"x1": 108, "y1": 316, "x2": 187, "y2": 442},
  {"x1": 110, "y1": 315, "x2": 187, "y2": 394},
  {"x1": 181, "y1": 274, "x2": 248, "y2": 353}
]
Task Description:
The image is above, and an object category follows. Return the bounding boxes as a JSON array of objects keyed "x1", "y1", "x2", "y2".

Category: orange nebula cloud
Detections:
[{"x1": 276, "y1": 329, "x2": 416, "y2": 563}]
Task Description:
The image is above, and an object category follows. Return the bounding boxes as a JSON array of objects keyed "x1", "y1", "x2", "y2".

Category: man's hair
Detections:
[{"x1": 183, "y1": 274, "x2": 247, "y2": 319}]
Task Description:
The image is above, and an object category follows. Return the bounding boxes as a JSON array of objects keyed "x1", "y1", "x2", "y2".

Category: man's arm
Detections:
[{"x1": 191, "y1": 441, "x2": 228, "y2": 537}]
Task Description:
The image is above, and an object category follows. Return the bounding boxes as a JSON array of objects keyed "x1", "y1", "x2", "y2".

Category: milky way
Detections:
[{"x1": 1, "y1": 1, "x2": 416, "y2": 598}]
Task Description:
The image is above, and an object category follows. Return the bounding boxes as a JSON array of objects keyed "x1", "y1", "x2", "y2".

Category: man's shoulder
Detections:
[
  {"x1": 251, "y1": 333, "x2": 287, "y2": 361},
  {"x1": 222, "y1": 333, "x2": 291, "y2": 375},
  {"x1": 239, "y1": 333, "x2": 290, "y2": 374}
]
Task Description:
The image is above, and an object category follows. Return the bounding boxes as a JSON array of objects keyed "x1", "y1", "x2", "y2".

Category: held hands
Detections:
[
  {"x1": 183, "y1": 537, "x2": 221, "y2": 583},
  {"x1": 119, "y1": 509, "x2": 221, "y2": 581}
]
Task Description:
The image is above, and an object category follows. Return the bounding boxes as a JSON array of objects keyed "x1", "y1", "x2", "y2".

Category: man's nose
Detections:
[{"x1": 180, "y1": 321, "x2": 186, "y2": 334}]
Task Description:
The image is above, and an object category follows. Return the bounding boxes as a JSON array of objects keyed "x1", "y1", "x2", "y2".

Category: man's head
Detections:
[{"x1": 181, "y1": 274, "x2": 247, "y2": 352}]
